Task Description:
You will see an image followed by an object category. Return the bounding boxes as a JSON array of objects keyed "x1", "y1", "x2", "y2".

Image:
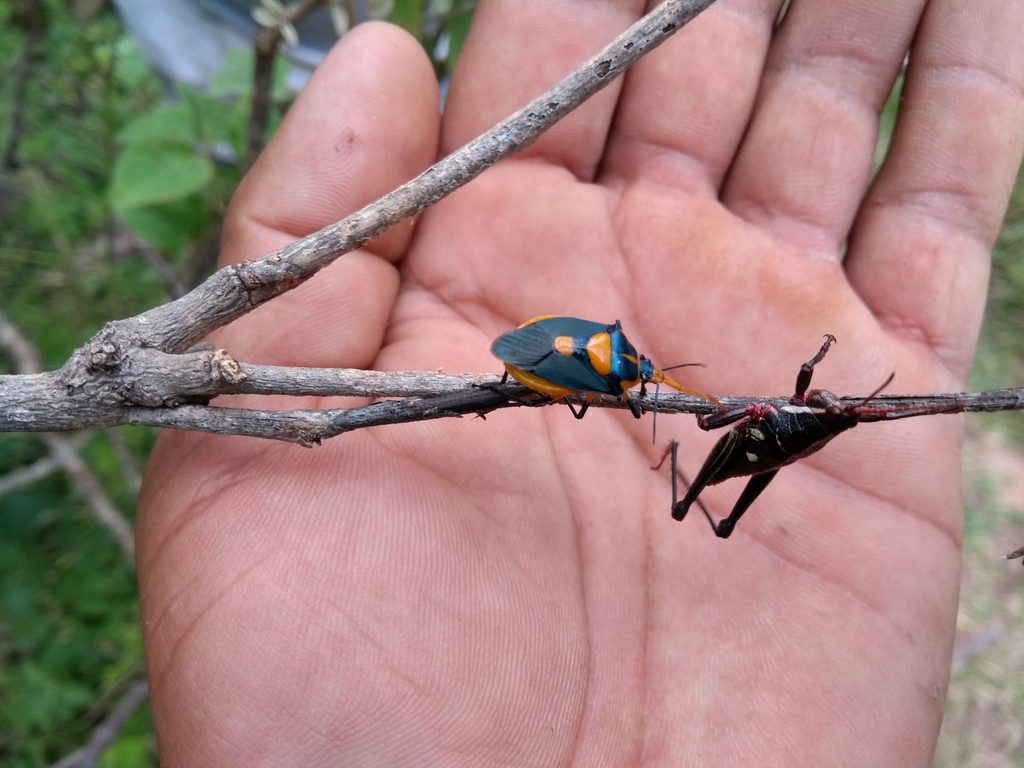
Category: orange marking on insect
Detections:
[
  {"x1": 553, "y1": 335, "x2": 575, "y2": 356},
  {"x1": 519, "y1": 314, "x2": 561, "y2": 326},
  {"x1": 503, "y1": 365, "x2": 578, "y2": 400},
  {"x1": 584, "y1": 332, "x2": 613, "y2": 377}
]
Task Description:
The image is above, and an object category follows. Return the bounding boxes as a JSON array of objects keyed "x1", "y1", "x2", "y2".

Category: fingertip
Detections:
[
  {"x1": 213, "y1": 22, "x2": 436, "y2": 366},
  {"x1": 224, "y1": 21, "x2": 440, "y2": 264}
]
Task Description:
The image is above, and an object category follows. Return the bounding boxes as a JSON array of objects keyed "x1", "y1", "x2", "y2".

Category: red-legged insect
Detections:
[
  {"x1": 491, "y1": 315, "x2": 720, "y2": 419},
  {"x1": 662, "y1": 334, "x2": 964, "y2": 538}
]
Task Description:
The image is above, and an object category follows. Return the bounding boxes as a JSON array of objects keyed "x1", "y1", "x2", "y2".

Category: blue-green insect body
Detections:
[{"x1": 491, "y1": 316, "x2": 715, "y2": 419}]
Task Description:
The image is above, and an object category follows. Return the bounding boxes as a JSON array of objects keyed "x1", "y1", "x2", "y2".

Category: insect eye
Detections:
[{"x1": 637, "y1": 356, "x2": 654, "y2": 380}]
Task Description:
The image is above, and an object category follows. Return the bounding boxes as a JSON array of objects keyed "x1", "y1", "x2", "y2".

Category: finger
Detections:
[
  {"x1": 216, "y1": 23, "x2": 440, "y2": 367},
  {"x1": 846, "y1": 0, "x2": 1024, "y2": 379},
  {"x1": 601, "y1": 0, "x2": 782, "y2": 194},
  {"x1": 722, "y1": 0, "x2": 927, "y2": 258},
  {"x1": 442, "y1": 0, "x2": 646, "y2": 178}
]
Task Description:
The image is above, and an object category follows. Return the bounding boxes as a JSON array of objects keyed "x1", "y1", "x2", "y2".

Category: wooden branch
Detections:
[
  {"x1": 4, "y1": 325, "x2": 1024, "y2": 443},
  {"x1": 0, "y1": 0, "x2": 721, "y2": 440},
  {"x1": 104, "y1": 428, "x2": 143, "y2": 495},
  {"x1": 0, "y1": 310, "x2": 135, "y2": 563},
  {"x1": 247, "y1": 0, "x2": 326, "y2": 171},
  {"x1": 42, "y1": 432, "x2": 136, "y2": 563},
  {"x1": 0, "y1": 304, "x2": 42, "y2": 371},
  {"x1": 0, "y1": 453, "x2": 62, "y2": 494},
  {"x1": 127, "y1": 0, "x2": 718, "y2": 352},
  {"x1": 48, "y1": 679, "x2": 150, "y2": 768},
  {"x1": 110, "y1": 387, "x2": 1024, "y2": 446}
]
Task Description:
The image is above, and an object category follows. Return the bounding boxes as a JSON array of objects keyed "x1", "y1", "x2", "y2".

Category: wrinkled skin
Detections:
[{"x1": 138, "y1": 1, "x2": 1024, "y2": 766}]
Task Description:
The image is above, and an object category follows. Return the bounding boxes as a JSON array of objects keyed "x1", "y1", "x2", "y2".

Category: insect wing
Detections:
[
  {"x1": 492, "y1": 318, "x2": 618, "y2": 394},
  {"x1": 540, "y1": 344, "x2": 619, "y2": 393},
  {"x1": 491, "y1": 322, "x2": 564, "y2": 368},
  {"x1": 520, "y1": 316, "x2": 607, "y2": 337}
]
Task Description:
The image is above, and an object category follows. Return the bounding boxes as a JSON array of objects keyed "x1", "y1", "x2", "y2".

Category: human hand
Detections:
[{"x1": 138, "y1": 2, "x2": 1024, "y2": 765}]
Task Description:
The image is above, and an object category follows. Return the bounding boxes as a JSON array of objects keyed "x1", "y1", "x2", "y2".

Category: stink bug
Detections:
[
  {"x1": 490, "y1": 315, "x2": 719, "y2": 419},
  {"x1": 664, "y1": 335, "x2": 964, "y2": 538}
]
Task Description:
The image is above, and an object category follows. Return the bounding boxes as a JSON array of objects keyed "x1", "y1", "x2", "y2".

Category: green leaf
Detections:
[
  {"x1": 445, "y1": 9, "x2": 475, "y2": 69},
  {"x1": 118, "y1": 104, "x2": 194, "y2": 146},
  {"x1": 109, "y1": 142, "x2": 213, "y2": 210},
  {"x1": 112, "y1": 34, "x2": 153, "y2": 90},
  {"x1": 873, "y1": 74, "x2": 903, "y2": 172},
  {"x1": 99, "y1": 733, "x2": 155, "y2": 768},
  {"x1": 390, "y1": 0, "x2": 422, "y2": 36},
  {"x1": 209, "y1": 48, "x2": 255, "y2": 97},
  {"x1": 117, "y1": 195, "x2": 211, "y2": 253}
]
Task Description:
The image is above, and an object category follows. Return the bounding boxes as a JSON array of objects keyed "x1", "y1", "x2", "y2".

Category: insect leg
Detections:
[
  {"x1": 481, "y1": 379, "x2": 578, "y2": 416},
  {"x1": 666, "y1": 441, "x2": 718, "y2": 531},
  {"x1": 712, "y1": 470, "x2": 779, "y2": 539},
  {"x1": 564, "y1": 394, "x2": 592, "y2": 419},
  {"x1": 624, "y1": 391, "x2": 644, "y2": 419},
  {"x1": 672, "y1": 432, "x2": 736, "y2": 523},
  {"x1": 794, "y1": 334, "x2": 837, "y2": 398},
  {"x1": 697, "y1": 405, "x2": 752, "y2": 431}
]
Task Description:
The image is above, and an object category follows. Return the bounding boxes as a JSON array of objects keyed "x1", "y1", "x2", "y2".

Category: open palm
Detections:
[{"x1": 138, "y1": 2, "x2": 1024, "y2": 766}]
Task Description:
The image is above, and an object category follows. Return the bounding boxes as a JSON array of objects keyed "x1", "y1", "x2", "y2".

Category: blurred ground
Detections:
[{"x1": 935, "y1": 427, "x2": 1024, "y2": 766}]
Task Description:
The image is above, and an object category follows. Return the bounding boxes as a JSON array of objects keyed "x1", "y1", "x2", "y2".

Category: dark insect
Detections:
[
  {"x1": 663, "y1": 334, "x2": 964, "y2": 538},
  {"x1": 491, "y1": 315, "x2": 720, "y2": 419},
  {"x1": 1006, "y1": 547, "x2": 1024, "y2": 567}
]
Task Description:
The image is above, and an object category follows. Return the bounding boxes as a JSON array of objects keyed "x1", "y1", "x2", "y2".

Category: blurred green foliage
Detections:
[
  {"x1": 1, "y1": 4, "x2": 160, "y2": 758},
  {"x1": 972, "y1": 162, "x2": 1024, "y2": 441},
  {"x1": 0, "y1": 1, "x2": 168, "y2": 367},
  {"x1": 0, "y1": 455, "x2": 145, "y2": 766},
  {"x1": 0, "y1": 0, "x2": 477, "y2": 764}
]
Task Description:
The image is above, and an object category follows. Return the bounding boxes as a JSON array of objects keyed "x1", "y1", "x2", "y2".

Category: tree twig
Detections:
[
  {"x1": 5, "y1": 326, "x2": 1024, "y2": 442},
  {"x1": 104, "y1": 427, "x2": 143, "y2": 495},
  {"x1": 135, "y1": 238, "x2": 186, "y2": 299},
  {"x1": 0, "y1": 309, "x2": 135, "y2": 563},
  {"x1": 5, "y1": 0, "x2": 850, "y2": 446},
  {"x1": 48, "y1": 678, "x2": 150, "y2": 768},
  {"x1": 0, "y1": 432, "x2": 90, "y2": 496},
  {"x1": 136, "y1": 0, "x2": 718, "y2": 352},
  {"x1": 245, "y1": 0, "x2": 325, "y2": 171},
  {"x1": 0, "y1": 304, "x2": 42, "y2": 372},
  {"x1": 42, "y1": 433, "x2": 136, "y2": 562}
]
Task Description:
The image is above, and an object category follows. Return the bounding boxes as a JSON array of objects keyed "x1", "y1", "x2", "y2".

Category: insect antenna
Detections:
[
  {"x1": 852, "y1": 371, "x2": 896, "y2": 408},
  {"x1": 651, "y1": 362, "x2": 707, "y2": 443}
]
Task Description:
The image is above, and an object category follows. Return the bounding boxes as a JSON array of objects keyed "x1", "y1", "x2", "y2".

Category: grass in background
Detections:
[
  {"x1": 1, "y1": 1, "x2": 477, "y2": 763},
  {"x1": 936, "y1": 150, "x2": 1024, "y2": 768},
  {"x1": 973, "y1": 161, "x2": 1024, "y2": 442}
]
